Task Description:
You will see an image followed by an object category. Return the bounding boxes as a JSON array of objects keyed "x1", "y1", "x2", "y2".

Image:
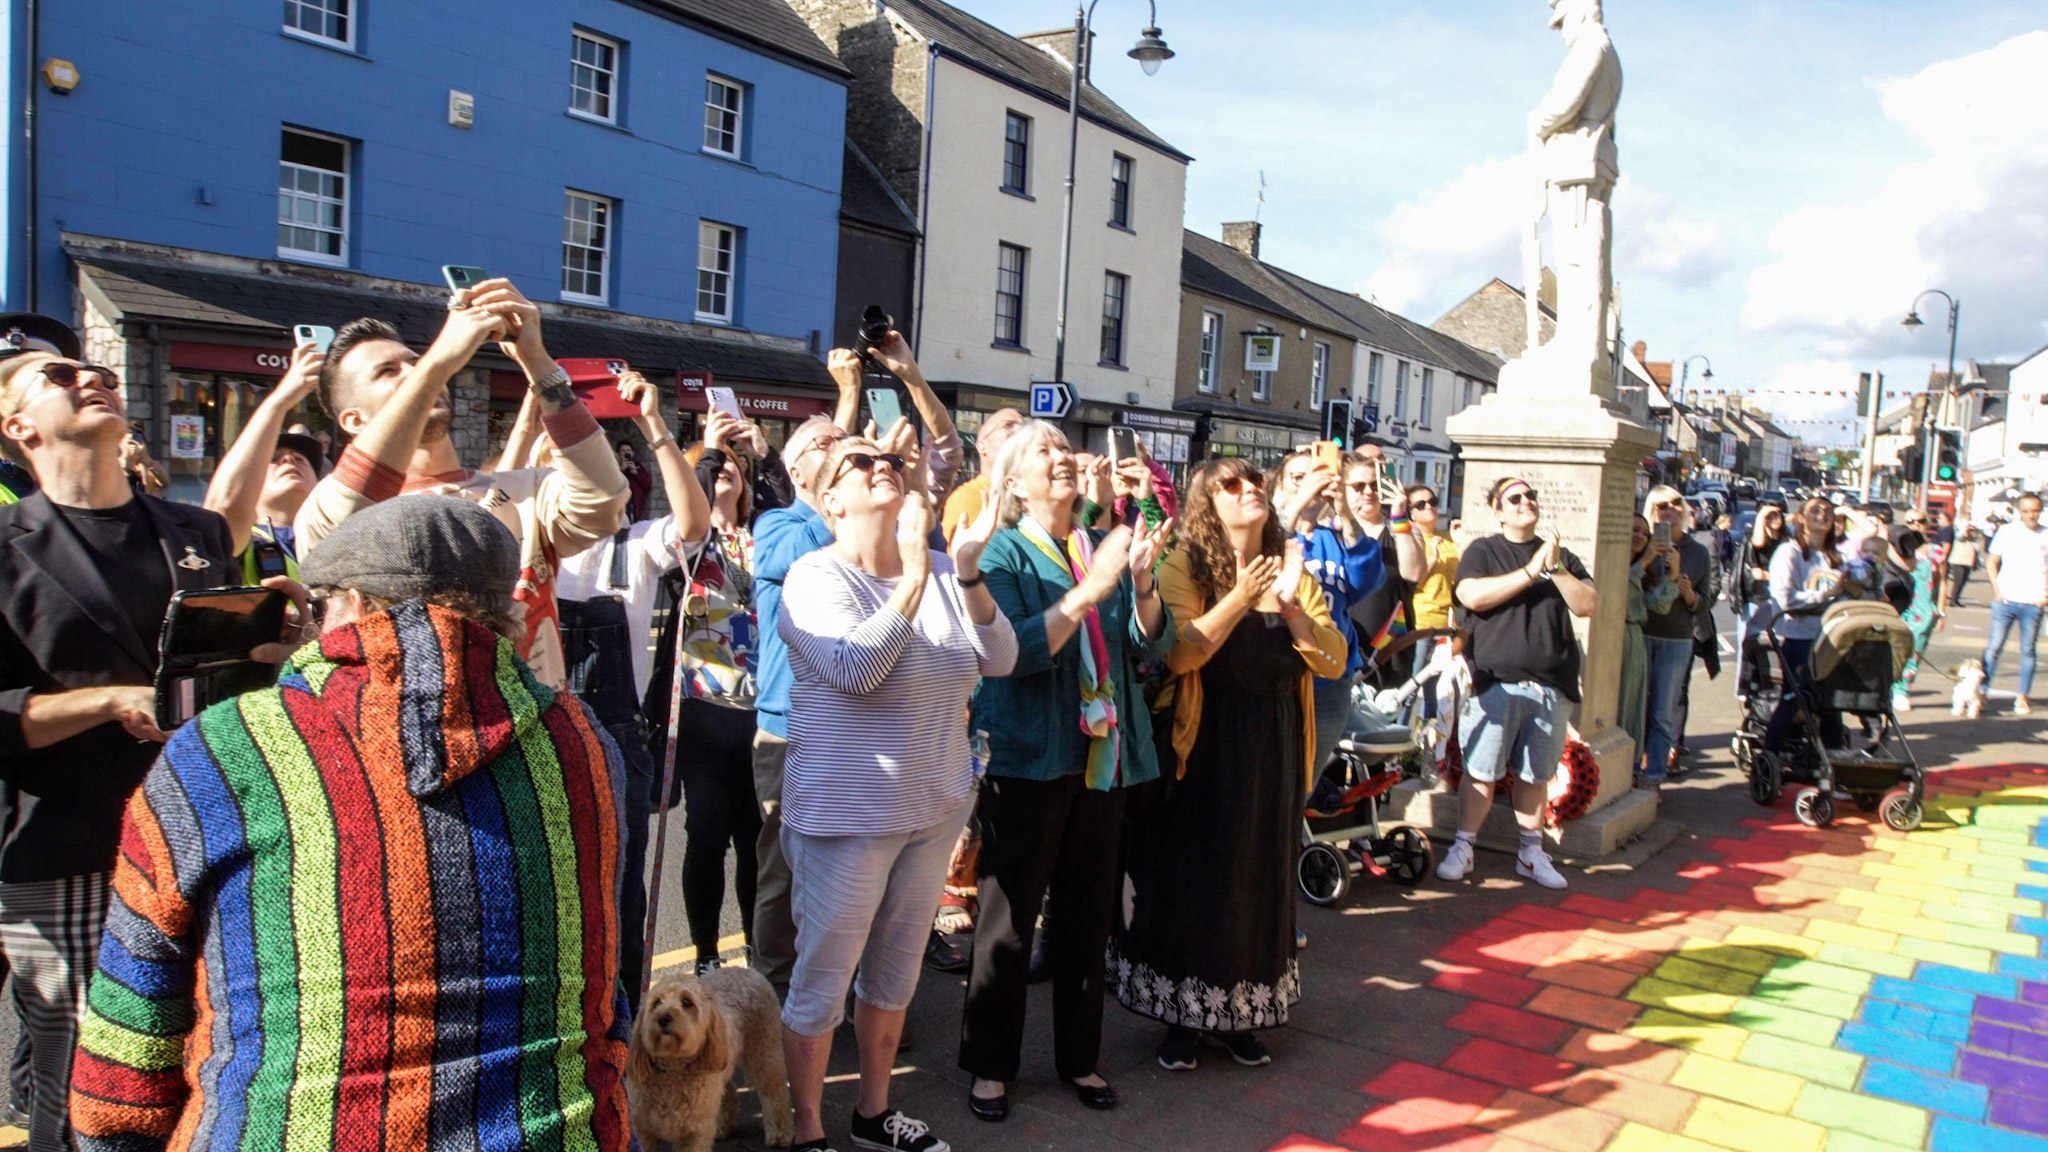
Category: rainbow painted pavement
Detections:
[{"x1": 1274, "y1": 765, "x2": 2048, "y2": 1152}]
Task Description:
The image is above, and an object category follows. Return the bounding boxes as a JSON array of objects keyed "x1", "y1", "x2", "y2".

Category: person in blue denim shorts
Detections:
[{"x1": 1437, "y1": 477, "x2": 1598, "y2": 889}]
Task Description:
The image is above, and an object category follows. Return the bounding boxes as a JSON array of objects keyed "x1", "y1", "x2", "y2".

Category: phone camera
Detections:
[{"x1": 858, "y1": 305, "x2": 894, "y2": 374}]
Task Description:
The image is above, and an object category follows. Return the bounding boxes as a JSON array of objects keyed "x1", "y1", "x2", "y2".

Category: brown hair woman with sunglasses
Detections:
[{"x1": 1110, "y1": 457, "x2": 1344, "y2": 1072}]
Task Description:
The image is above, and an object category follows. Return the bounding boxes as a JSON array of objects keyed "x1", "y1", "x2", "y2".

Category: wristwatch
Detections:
[{"x1": 530, "y1": 363, "x2": 577, "y2": 409}]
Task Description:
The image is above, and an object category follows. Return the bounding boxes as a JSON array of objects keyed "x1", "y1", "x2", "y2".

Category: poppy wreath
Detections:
[{"x1": 1546, "y1": 739, "x2": 1600, "y2": 825}]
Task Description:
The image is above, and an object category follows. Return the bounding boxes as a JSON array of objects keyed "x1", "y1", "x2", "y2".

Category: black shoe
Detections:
[
  {"x1": 1208, "y1": 1030, "x2": 1273, "y2": 1067},
  {"x1": 1072, "y1": 1077, "x2": 1119, "y2": 1110},
  {"x1": 850, "y1": 1107, "x2": 950, "y2": 1152},
  {"x1": 1157, "y1": 1026, "x2": 1199, "y2": 1071},
  {"x1": 967, "y1": 1084, "x2": 1008, "y2": 1122},
  {"x1": 924, "y1": 931, "x2": 969, "y2": 974},
  {"x1": 792, "y1": 1141, "x2": 837, "y2": 1152}
]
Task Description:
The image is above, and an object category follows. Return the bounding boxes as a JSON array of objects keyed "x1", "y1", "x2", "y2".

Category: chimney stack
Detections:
[
  {"x1": 1021, "y1": 28, "x2": 1095, "y2": 81},
  {"x1": 1222, "y1": 221, "x2": 1262, "y2": 260}
]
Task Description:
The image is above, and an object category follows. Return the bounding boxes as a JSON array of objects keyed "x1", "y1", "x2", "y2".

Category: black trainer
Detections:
[
  {"x1": 792, "y1": 1141, "x2": 836, "y2": 1152},
  {"x1": 849, "y1": 1108, "x2": 950, "y2": 1152},
  {"x1": 1157, "y1": 1025, "x2": 1199, "y2": 1071},
  {"x1": 1209, "y1": 1030, "x2": 1273, "y2": 1067}
]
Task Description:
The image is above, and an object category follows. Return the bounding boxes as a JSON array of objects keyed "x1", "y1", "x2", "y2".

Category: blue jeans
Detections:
[
  {"x1": 1457, "y1": 681, "x2": 1571, "y2": 786},
  {"x1": 1984, "y1": 600, "x2": 2044, "y2": 697},
  {"x1": 1642, "y1": 636, "x2": 1694, "y2": 783}
]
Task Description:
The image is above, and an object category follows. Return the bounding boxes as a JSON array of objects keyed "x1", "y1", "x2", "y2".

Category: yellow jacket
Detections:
[{"x1": 1155, "y1": 547, "x2": 1346, "y2": 791}]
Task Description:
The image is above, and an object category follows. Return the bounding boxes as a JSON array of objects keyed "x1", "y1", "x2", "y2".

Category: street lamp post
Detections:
[
  {"x1": 1052, "y1": 0, "x2": 1173, "y2": 387},
  {"x1": 1678, "y1": 354, "x2": 1713, "y2": 397},
  {"x1": 1903, "y1": 289, "x2": 1961, "y2": 513}
]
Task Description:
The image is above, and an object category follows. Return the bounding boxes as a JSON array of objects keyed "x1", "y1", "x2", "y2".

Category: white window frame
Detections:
[
  {"x1": 1419, "y1": 367, "x2": 1435, "y2": 427},
  {"x1": 703, "y1": 73, "x2": 744, "y2": 158},
  {"x1": 570, "y1": 30, "x2": 620, "y2": 124},
  {"x1": 283, "y1": 0, "x2": 353, "y2": 49},
  {"x1": 561, "y1": 191, "x2": 613, "y2": 305},
  {"x1": 1310, "y1": 340, "x2": 1331, "y2": 409},
  {"x1": 1198, "y1": 309, "x2": 1223, "y2": 394},
  {"x1": 1366, "y1": 351, "x2": 1383, "y2": 407},
  {"x1": 1393, "y1": 359, "x2": 1409, "y2": 420},
  {"x1": 1100, "y1": 271, "x2": 1128, "y2": 367},
  {"x1": 696, "y1": 220, "x2": 738, "y2": 323},
  {"x1": 994, "y1": 243, "x2": 1027, "y2": 346},
  {"x1": 277, "y1": 128, "x2": 349, "y2": 267},
  {"x1": 1002, "y1": 112, "x2": 1031, "y2": 194},
  {"x1": 1109, "y1": 153, "x2": 1134, "y2": 228},
  {"x1": 1252, "y1": 324, "x2": 1275, "y2": 401}
]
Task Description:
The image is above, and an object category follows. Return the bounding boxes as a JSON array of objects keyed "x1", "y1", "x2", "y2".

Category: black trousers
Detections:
[{"x1": 959, "y1": 773, "x2": 1126, "y2": 1083}]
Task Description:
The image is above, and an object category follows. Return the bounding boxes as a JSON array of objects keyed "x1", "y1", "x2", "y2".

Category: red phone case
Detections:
[{"x1": 556, "y1": 358, "x2": 640, "y2": 419}]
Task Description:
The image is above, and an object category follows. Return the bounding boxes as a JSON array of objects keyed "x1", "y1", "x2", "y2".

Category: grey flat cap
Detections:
[{"x1": 299, "y1": 494, "x2": 519, "y2": 602}]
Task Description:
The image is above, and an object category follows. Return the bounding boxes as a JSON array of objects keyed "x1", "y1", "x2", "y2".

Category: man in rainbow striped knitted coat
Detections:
[{"x1": 68, "y1": 495, "x2": 632, "y2": 1151}]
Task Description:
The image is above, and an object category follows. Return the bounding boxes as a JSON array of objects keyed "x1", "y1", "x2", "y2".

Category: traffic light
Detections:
[
  {"x1": 1897, "y1": 426, "x2": 1925, "y2": 482},
  {"x1": 1935, "y1": 429, "x2": 1960, "y2": 482},
  {"x1": 1323, "y1": 398, "x2": 1354, "y2": 448}
]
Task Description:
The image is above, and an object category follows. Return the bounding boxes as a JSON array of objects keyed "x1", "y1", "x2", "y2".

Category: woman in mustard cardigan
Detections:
[{"x1": 1110, "y1": 457, "x2": 1345, "y2": 1072}]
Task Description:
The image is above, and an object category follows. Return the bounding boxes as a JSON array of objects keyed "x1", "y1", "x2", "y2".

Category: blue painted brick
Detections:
[
  {"x1": 1862, "y1": 1000, "x2": 1930, "y2": 1035},
  {"x1": 1872, "y1": 974, "x2": 1978, "y2": 1017},
  {"x1": 1865, "y1": 1060, "x2": 1989, "y2": 1121},
  {"x1": 2003, "y1": 955, "x2": 2048, "y2": 982},
  {"x1": 1840, "y1": 1021, "x2": 1958, "y2": 1072},
  {"x1": 1928, "y1": 1011, "x2": 1974, "y2": 1044},
  {"x1": 1933, "y1": 1116, "x2": 2048, "y2": 1152},
  {"x1": 2029, "y1": 860, "x2": 2048, "y2": 874},
  {"x1": 2021, "y1": 884, "x2": 2048, "y2": 903},
  {"x1": 2020, "y1": 916, "x2": 2048, "y2": 938},
  {"x1": 1921, "y1": 964, "x2": 2021, "y2": 1000}
]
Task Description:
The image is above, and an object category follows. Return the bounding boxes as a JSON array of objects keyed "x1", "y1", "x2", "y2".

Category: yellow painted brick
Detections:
[
  {"x1": 1894, "y1": 936, "x2": 1994, "y2": 972},
  {"x1": 1629, "y1": 1008, "x2": 1752, "y2": 1060},
  {"x1": 1874, "y1": 838, "x2": 1950, "y2": 861},
  {"x1": 1607, "y1": 1122, "x2": 1729, "y2": 1152},
  {"x1": 1963, "y1": 835, "x2": 2048, "y2": 861},
  {"x1": 1959, "y1": 891, "x2": 2046, "y2": 917},
  {"x1": 1724, "y1": 925, "x2": 1824, "y2": 960},
  {"x1": 1683, "y1": 1096, "x2": 1828, "y2": 1152},
  {"x1": 1655, "y1": 956, "x2": 1764, "y2": 996},
  {"x1": 1854, "y1": 908, "x2": 1948, "y2": 942},
  {"x1": 1841, "y1": 888, "x2": 1926, "y2": 915},
  {"x1": 1870, "y1": 877, "x2": 1964, "y2": 905},
  {"x1": 1945, "y1": 924, "x2": 2040, "y2": 957},
  {"x1": 1922, "y1": 903, "x2": 2013, "y2": 931},
  {"x1": 1669, "y1": 1052, "x2": 1805, "y2": 1113},
  {"x1": 1803, "y1": 919, "x2": 1898, "y2": 952},
  {"x1": 1627, "y1": 976, "x2": 1742, "y2": 1019},
  {"x1": 1860, "y1": 859, "x2": 1969, "y2": 881}
]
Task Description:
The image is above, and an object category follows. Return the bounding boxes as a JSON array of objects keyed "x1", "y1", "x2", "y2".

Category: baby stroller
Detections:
[
  {"x1": 1730, "y1": 600, "x2": 1924, "y2": 830},
  {"x1": 1296, "y1": 629, "x2": 1460, "y2": 905}
]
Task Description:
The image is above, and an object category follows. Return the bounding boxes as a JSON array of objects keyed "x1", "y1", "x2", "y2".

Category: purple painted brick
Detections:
[
  {"x1": 2028, "y1": 982, "x2": 2048, "y2": 1007},
  {"x1": 1992, "y1": 1091, "x2": 2048, "y2": 1138},
  {"x1": 2020, "y1": 1030, "x2": 2048, "y2": 1066},
  {"x1": 1977, "y1": 1021, "x2": 2017, "y2": 1054},
  {"x1": 1961, "y1": 1051, "x2": 2048, "y2": 1100},
  {"x1": 1980, "y1": 996, "x2": 2048, "y2": 1032}
]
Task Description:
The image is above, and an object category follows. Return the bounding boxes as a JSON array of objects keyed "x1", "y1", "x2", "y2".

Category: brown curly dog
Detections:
[{"x1": 626, "y1": 967, "x2": 795, "y2": 1151}]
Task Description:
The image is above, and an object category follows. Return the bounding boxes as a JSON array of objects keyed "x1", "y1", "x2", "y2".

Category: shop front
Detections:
[
  {"x1": 1116, "y1": 408, "x2": 1198, "y2": 488},
  {"x1": 162, "y1": 341, "x2": 328, "y2": 502},
  {"x1": 1201, "y1": 415, "x2": 1316, "y2": 473},
  {"x1": 673, "y1": 370, "x2": 835, "y2": 452}
]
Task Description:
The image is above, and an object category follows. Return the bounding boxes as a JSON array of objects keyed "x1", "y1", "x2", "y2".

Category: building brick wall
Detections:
[{"x1": 788, "y1": 0, "x2": 930, "y2": 212}]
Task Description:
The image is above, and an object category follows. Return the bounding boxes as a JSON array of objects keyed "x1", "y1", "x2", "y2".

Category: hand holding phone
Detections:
[
  {"x1": 1312, "y1": 440, "x2": 1342, "y2": 475},
  {"x1": 706, "y1": 386, "x2": 743, "y2": 421},
  {"x1": 865, "y1": 387, "x2": 905, "y2": 436},
  {"x1": 293, "y1": 324, "x2": 336, "y2": 354},
  {"x1": 442, "y1": 265, "x2": 487, "y2": 297}
]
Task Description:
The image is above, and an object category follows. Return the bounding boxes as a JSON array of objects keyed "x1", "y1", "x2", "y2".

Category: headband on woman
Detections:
[{"x1": 1492, "y1": 478, "x2": 1532, "y2": 509}]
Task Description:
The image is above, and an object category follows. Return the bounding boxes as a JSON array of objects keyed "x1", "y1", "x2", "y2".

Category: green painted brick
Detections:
[
  {"x1": 1739, "y1": 1032, "x2": 1863, "y2": 1091},
  {"x1": 1922, "y1": 903, "x2": 2013, "y2": 931},
  {"x1": 1728, "y1": 997, "x2": 1842, "y2": 1046},
  {"x1": 1678, "y1": 939, "x2": 1781, "y2": 975},
  {"x1": 1826, "y1": 1129, "x2": 1923, "y2": 1152},
  {"x1": 1958, "y1": 891, "x2": 2044, "y2": 917},
  {"x1": 1944, "y1": 924, "x2": 2040, "y2": 957},
  {"x1": 1656, "y1": 955, "x2": 1763, "y2": 996},
  {"x1": 1627, "y1": 976, "x2": 1741, "y2": 1019},
  {"x1": 1894, "y1": 936, "x2": 1995, "y2": 972},
  {"x1": 1746, "y1": 978, "x2": 1861, "y2": 1020},
  {"x1": 1767, "y1": 957, "x2": 1873, "y2": 996},
  {"x1": 1793, "y1": 1083, "x2": 1930, "y2": 1148},
  {"x1": 1815, "y1": 943, "x2": 1916, "y2": 979}
]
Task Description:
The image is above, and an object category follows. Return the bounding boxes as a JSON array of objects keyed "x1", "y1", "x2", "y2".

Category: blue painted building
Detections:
[{"x1": 2, "y1": 0, "x2": 851, "y2": 492}]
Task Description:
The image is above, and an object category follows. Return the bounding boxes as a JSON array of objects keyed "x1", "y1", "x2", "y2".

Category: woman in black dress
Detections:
[{"x1": 1112, "y1": 457, "x2": 1346, "y2": 1070}]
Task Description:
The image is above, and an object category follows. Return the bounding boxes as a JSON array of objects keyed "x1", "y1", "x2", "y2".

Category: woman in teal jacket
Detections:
[{"x1": 958, "y1": 419, "x2": 1174, "y2": 1121}]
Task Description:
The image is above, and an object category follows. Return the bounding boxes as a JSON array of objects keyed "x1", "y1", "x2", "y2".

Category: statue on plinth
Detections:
[{"x1": 1516, "y1": 0, "x2": 1621, "y2": 394}]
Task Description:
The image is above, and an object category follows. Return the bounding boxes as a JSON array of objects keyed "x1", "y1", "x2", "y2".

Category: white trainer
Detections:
[
  {"x1": 1517, "y1": 849, "x2": 1568, "y2": 890},
  {"x1": 1436, "y1": 838, "x2": 1475, "y2": 881},
  {"x1": 2015, "y1": 696, "x2": 2032, "y2": 716}
]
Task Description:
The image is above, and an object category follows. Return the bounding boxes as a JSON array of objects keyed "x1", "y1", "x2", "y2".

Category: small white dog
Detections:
[
  {"x1": 1952, "y1": 659, "x2": 1986, "y2": 718},
  {"x1": 627, "y1": 967, "x2": 794, "y2": 1152}
]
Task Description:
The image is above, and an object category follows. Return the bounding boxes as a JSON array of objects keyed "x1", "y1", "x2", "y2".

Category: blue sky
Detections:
[{"x1": 972, "y1": 1, "x2": 2048, "y2": 445}]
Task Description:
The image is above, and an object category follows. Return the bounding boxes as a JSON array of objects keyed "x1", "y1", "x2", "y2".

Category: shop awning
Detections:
[{"x1": 70, "y1": 246, "x2": 833, "y2": 391}]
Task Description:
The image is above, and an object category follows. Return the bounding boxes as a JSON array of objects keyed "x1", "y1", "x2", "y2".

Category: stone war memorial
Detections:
[{"x1": 1396, "y1": 0, "x2": 1662, "y2": 857}]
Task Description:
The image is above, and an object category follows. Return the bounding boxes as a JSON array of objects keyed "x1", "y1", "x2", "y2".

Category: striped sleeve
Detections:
[
  {"x1": 72, "y1": 735, "x2": 210, "y2": 1150},
  {"x1": 778, "y1": 556, "x2": 916, "y2": 696}
]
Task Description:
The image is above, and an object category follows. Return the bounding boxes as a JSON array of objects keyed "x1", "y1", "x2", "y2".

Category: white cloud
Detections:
[
  {"x1": 1742, "y1": 31, "x2": 2048, "y2": 360},
  {"x1": 1619, "y1": 179, "x2": 1727, "y2": 286}
]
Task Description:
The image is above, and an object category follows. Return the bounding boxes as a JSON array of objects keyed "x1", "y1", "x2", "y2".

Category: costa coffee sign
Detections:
[
  {"x1": 675, "y1": 370, "x2": 830, "y2": 419},
  {"x1": 169, "y1": 342, "x2": 295, "y2": 375}
]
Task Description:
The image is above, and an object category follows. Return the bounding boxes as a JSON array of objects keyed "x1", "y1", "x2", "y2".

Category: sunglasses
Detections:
[
  {"x1": 37, "y1": 362, "x2": 119, "y2": 389},
  {"x1": 1346, "y1": 481, "x2": 1376, "y2": 494},
  {"x1": 1410, "y1": 497, "x2": 1437, "y2": 510},
  {"x1": 1501, "y1": 491, "x2": 1538, "y2": 508},
  {"x1": 1217, "y1": 475, "x2": 1261, "y2": 495},
  {"x1": 829, "y1": 451, "x2": 906, "y2": 487}
]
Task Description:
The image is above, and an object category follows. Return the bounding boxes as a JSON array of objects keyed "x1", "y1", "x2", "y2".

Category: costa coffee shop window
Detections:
[{"x1": 161, "y1": 343, "x2": 327, "y2": 501}]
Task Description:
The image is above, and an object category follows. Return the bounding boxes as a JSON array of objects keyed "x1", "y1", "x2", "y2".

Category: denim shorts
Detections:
[{"x1": 1458, "y1": 681, "x2": 1571, "y2": 786}]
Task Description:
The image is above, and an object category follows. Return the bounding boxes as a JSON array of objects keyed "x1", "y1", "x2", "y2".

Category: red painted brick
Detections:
[
  {"x1": 1524, "y1": 985, "x2": 1643, "y2": 1033},
  {"x1": 1438, "y1": 940, "x2": 1539, "y2": 977},
  {"x1": 1555, "y1": 1069, "x2": 1697, "y2": 1131},
  {"x1": 1501, "y1": 904, "x2": 1598, "y2": 933},
  {"x1": 1559, "y1": 894, "x2": 1640, "y2": 921},
  {"x1": 1429, "y1": 966, "x2": 1543, "y2": 1007},
  {"x1": 1336, "y1": 1104, "x2": 1496, "y2": 1152},
  {"x1": 1269, "y1": 1139, "x2": 1356, "y2": 1152},
  {"x1": 1530, "y1": 958, "x2": 1638, "y2": 999},
  {"x1": 1442, "y1": 1037, "x2": 1578, "y2": 1093},
  {"x1": 1359, "y1": 1060, "x2": 1501, "y2": 1123},
  {"x1": 1446, "y1": 1002, "x2": 1576, "y2": 1052},
  {"x1": 1473, "y1": 1088, "x2": 1625, "y2": 1152},
  {"x1": 1709, "y1": 907, "x2": 1811, "y2": 935},
  {"x1": 1552, "y1": 936, "x2": 1660, "y2": 974}
]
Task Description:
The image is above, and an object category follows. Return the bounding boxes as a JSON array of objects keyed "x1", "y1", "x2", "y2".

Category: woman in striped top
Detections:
[{"x1": 776, "y1": 437, "x2": 1017, "y2": 1152}]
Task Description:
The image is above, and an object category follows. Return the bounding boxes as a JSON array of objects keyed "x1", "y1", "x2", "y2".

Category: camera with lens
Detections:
[{"x1": 858, "y1": 305, "x2": 894, "y2": 373}]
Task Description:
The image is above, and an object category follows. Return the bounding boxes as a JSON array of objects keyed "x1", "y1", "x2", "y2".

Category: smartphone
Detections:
[
  {"x1": 1313, "y1": 439, "x2": 1342, "y2": 474},
  {"x1": 293, "y1": 324, "x2": 335, "y2": 353},
  {"x1": 153, "y1": 587, "x2": 290, "y2": 730},
  {"x1": 557, "y1": 358, "x2": 639, "y2": 419},
  {"x1": 1379, "y1": 460, "x2": 1401, "y2": 489},
  {"x1": 1109, "y1": 427, "x2": 1141, "y2": 464},
  {"x1": 1654, "y1": 522, "x2": 1672, "y2": 544},
  {"x1": 441, "y1": 264, "x2": 488, "y2": 295},
  {"x1": 865, "y1": 387, "x2": 905, "y2": 434},
  {"x1": 706, "y1": 385, "x2": 744, "y2": 421}
]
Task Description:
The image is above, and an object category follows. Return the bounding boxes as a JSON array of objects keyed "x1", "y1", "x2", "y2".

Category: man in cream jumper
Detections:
[{"x1": 296, "y1": 279, "x2": 627, "y2": 687}]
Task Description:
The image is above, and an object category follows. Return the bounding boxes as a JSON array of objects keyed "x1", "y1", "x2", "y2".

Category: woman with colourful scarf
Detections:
[{"x1": 959, "y1": 419, "x2": 1173, "y2": 1121}]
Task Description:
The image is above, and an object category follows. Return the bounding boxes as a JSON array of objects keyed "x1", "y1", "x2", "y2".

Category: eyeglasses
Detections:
[
  {"x1": 1217, "y1": 475, "x2": 1260, "y2": 495},
  {"x1": 1410, "y1": 497, "x2": 1437, "y2": 510},
  {"x1": 1502, "y1": 491, "x2": 1538, "y2": 508},
  {"x1": 828, "y1": 451, "x2": 906, "y2": 487},
  {"x1": 1652, "y1": 500, "x2": 1683, "y2": 511},
  {"x1": 36, "y1": 362, "x2": 119, "y2": 389},
  {"x1": 797, "y1": 433, "x2": 844, "y2": 461},
  {"x1": 1346, "y1": 481, "x2": 1375, "y2": 494}
]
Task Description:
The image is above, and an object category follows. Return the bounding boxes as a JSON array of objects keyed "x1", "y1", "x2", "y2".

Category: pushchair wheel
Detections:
[
  {"x1": 1854, "y1": 793, "x2": 1880, "y2": 813},
  {"x1": 1879, "y1": 787, "x2": 1923, "y2": 832},
  {"x1": 1298, "y1": 841, "x2": 1351, "y2": 906},
  {"x1": 1386, "y1": 826, "x2": 1433, "y2": 888},
  {"x1": 1791, "y1": 785, "x2": 1834, "y2": 828},
  {"x1": 1749, "y1": 751, "x2": 1782, "y2": 807}
]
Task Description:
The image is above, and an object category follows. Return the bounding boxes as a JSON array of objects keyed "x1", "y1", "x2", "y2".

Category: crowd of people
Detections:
[{"x1": 0, "y1": 282, "x2": 1846, "y2": 1152}]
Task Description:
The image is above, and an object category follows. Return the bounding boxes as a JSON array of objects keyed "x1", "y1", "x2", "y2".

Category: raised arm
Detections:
[
  {"x1": 827, "y1": 349, "x2": 862, "y2": 434},
  {"x1": 204, "y1": 343, "x2": 322, "y2": 554},
  {"x1": 869, "y1": 330, "x2": 962, "y2": 499},
  {"x1": 492, "y1": 389, "x2": 544, "y2": 475},
  {"x1": 621, "y1": 371, "x2": 706, "y2": 548}
]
